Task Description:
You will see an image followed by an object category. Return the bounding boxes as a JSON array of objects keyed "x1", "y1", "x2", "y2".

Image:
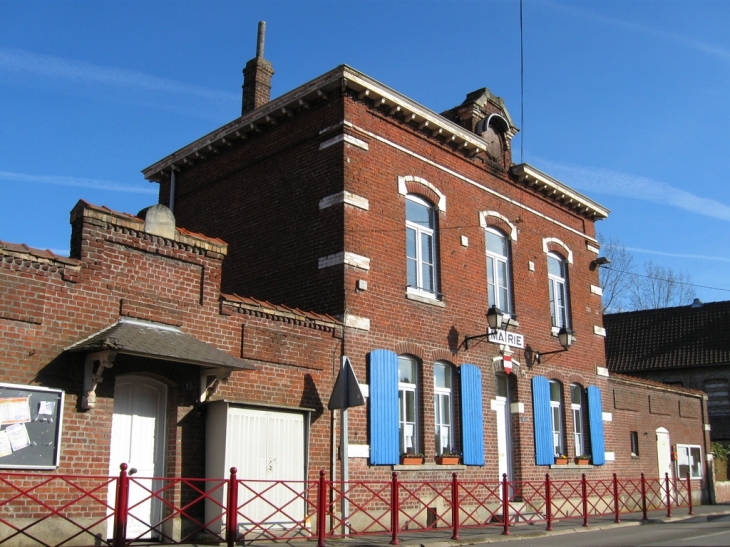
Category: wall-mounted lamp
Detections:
[
  {"x1": 532, "y1": 327, "x2": 574, "y2": 364},
  {"x1": 464, "y1": 305, "x2": 515, "y2": 349},
  {"x1": 590, "y1": 256, "x2": 611, "y2": 270}
]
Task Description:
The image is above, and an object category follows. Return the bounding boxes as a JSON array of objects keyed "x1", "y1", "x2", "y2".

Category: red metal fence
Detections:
[{"x1": 0, "y1": 466, "x2": 695, "y2": 547}]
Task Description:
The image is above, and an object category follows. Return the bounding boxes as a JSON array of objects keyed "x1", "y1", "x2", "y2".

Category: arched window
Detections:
[
  {"x1": 434, "y1": 362, "x2": 454, "y2": 455},
  {"x1": 406, "y1": 195, "x2": 437, "y2": 297},
  {"x1": 485, "y1": 228, "x2": 513, "y2": 314},
  {"x1": 549, "y1": 380, "x2": 564, "y2": 457},
  {"x1": 398, "y1": 355, "x2": 420, "y2": 454},
  {"x1": 570, "y1": 383, "x2": 585, "y2": 456},
  {"x1": 547, "y1": 252, "x2": 570, "y2": 328}
]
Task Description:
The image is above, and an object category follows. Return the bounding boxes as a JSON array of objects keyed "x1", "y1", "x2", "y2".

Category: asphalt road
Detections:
[{"x1": 474, "y1": 514, "x2": 730, "y2": 547}]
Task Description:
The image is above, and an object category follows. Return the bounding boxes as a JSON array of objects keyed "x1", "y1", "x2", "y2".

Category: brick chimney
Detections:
[{"x1": 242, "y1": 21, "x2": 274, "y2": 115}]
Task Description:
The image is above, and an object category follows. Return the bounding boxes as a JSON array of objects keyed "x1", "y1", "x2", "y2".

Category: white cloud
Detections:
[
  {"x1": 627, "y1": 247, "x2": 730, "y2": 263},
  {"x1": 536, "y1": 159, "x2": 730, "y2": 222},
  {"x1": 0, "y1": 48, "x2": 238, "y2": 103},
  {"x1": 0, "y1": 171, "x2": 157, "y2": 194},
  {"x1": 547, "y1": 1, "x2": 730, "y2": 64}
]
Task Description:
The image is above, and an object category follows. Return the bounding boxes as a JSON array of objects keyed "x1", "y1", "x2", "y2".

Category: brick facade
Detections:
[{"x1": 0, "y1": 57, "x2": 716, "y2": 546}]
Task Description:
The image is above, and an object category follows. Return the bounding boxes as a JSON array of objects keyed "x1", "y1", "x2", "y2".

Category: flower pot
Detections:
[
  {"x1": 554, "y1": 458, "x2": 569, "y2": 465},
  {"x1": 401, "y1": 456, "x2": 424, "y2": 465},
  {"x1": 435, "y1": 456, "x2": 460, "y2": 465},
  {"x1": 575, "y1": 458, "x2": 590, "y2": 465}
]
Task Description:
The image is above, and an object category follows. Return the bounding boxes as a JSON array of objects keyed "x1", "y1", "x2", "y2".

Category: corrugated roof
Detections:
[
  {"x1": 604, "y1": 301, "x2": 730, "y2": 372},
  {"x1": 65, "y1": 318, "x2": 255, "y2": 370}
]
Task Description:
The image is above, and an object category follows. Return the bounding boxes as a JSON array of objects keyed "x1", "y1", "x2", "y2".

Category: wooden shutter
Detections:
[
  {"x1": 460, "y1": 364, "x2": 484, "y2": 466},
  {"x1": 369, "y1": 349, "x2": 399, "y2": 465},
  {"x1": 587, "y1": 385, "x2": 605, "y2": 465},
  {"x1": 532, "y1": 376, "x2": 554, "y2": 465}
]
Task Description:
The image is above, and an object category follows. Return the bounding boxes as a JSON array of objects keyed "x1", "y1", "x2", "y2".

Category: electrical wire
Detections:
[{"x1": 601, "y1": 266, "x2": 730, "y2": 294}]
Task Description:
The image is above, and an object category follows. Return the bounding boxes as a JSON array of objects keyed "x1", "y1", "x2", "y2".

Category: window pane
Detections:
[
  {"x1": 487, "y1": 256, "x2": 496, "y2": 306},
  {"x1": 406, "y1": 198, "x2": 433, "y2": 228},
  {"x1": 496, "y1": 375, "x2": 508, "y2": 398},
  {"x1": 406, "y1": 227, "x2": 417, "y2": 259},
  {"x1": 549, "y1": 281, "x2": 557, "y2": 326},
  {"x1": 399, "y1": 357, "x2": 416, "y2": 383},
  {"x1": 691, "y1": 447, "x2": 702, "y2": 478},
  {"x1": 442, "y1": 394, "x2": 451, "y2": 425},
  {"x1": 550, "y1": 382, "x2": 561, "y2": 402},
  {"x1": 434, "y1": 363, "x2": 452, "y2": 388},
  {"x1": 405, "y1": 391, "x2": 415, "y2": 422},
  {"x1": 486, "y1": 230, "x2": 508, "y2": 256},
  {"x1": 548, "y1": 255, "x2": 564, "y2": 277},
  {"x1": 571, "y1": 385, "x2": 582, "y2": 405}
]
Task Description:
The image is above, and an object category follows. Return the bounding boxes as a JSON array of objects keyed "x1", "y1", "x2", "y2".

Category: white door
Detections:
[
  {"x1": 107, "y1": 376, "x2": 167, "y2": 539},
  {"x1": 492, "y1": 375, "x2": 513, "y2": 486},
  {"x1": 226, "y1": 407, "x2": 305, "y2": 527},
  {"x1": 656, "y1": 427, "x2": 672, "y2": 480}
]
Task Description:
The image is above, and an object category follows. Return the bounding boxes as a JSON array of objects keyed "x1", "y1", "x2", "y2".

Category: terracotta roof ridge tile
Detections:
[
  {"x1": 0, "y1": 238, "x2": 81, "y2": 266},
  {"x1": 219, "y1": 294, "x2": 341, "y2": 324}
]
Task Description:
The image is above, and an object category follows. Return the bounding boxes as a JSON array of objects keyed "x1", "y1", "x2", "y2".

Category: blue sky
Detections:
[{"x1": 1, "y1": 0, "x2": 729, "y2": 303}]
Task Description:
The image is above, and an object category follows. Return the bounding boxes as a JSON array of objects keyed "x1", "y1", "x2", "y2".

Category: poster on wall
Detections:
[{"x1": 0, "y1": 383, "x2": 64, "y2": 469}]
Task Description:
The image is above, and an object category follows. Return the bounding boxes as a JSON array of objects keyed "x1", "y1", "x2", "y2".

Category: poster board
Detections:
[{"x1": 0, "y1": 383, "x2": 64, "y2": 469}]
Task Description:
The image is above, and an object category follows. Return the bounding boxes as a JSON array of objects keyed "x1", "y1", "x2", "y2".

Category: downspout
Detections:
[{"x1": 169, "y1": 169, "x2": 176, "y2": 213}]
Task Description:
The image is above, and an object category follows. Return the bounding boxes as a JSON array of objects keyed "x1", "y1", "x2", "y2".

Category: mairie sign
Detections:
[{"x1": 488, "y1": 329, "x2": 525, "y2": 349}]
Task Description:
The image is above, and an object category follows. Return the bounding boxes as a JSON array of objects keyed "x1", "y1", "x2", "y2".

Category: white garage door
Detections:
[{"x1": 226, "y1": 407, "x2": 305, "y2": 527}]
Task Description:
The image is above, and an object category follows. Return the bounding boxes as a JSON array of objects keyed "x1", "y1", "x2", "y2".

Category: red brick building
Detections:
[{"x1": 0, "y1": 34, "x2": 715, "y2": 544}]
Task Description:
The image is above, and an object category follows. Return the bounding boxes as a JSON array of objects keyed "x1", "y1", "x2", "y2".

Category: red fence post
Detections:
[
  {"x1": 226, "y1": 467, "x2": 238, "y2": 547},
  {"x1": 390, "y1": 472, "x2": 400, "y2": 546},
  {"x1": 665, "y1": 473, "x2": 672, "y2": 517},
  {"x1": 545, "y1": 474, "x2": 553, "y2": 532},
  {"x1": 686, "y1": 472, "x2": 693, "y2": 515},
  {"x1": 113, "y1": 463, "x2": 129, "y2": 547},
  {"x1": 613, "y1": 473, "x2": 620, "y2": 523},
  {"x1": 451, "y1": 473, "x2": 460, "y2": 540},
  {"x1": 501, "y1": 473, "x2": 510, "y2": 536},
  {"x1": 317, "y1": 470, "x2": 326, "y2": 547},
  {"x1": 581, "y1": 474, "x2": 589, "y2": 527},
  {"x1": 640, "y1": 473, "x2": 648, "y2": 521}
]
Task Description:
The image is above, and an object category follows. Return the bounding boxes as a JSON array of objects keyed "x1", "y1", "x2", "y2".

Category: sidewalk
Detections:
[{"x1": 327, "y1": 503, "x2": 730, "y2": 547}]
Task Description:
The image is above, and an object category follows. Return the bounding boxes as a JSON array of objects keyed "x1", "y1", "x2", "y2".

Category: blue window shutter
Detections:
[
  {"x1": 587, "y1": 385, "x2": 605, "y2": 465},
  {"x1": 369, "y1": 349, "x2": 399, "y2": 465},
  {"x1": 532, "y1": 376, "x2": 554, "y2": 465},
  {"x1": 460, "y1": 364, "x2": 484, "y2": 466}
]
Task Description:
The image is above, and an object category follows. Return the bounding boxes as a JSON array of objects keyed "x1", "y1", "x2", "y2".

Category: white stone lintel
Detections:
[
  {"x1": 318, "y1": 251, "x2": 370, "y2": 271},
  {"x1": 344, "y1": 314, "x2": 370, "y2": 331},
  {"x1": 319, "y1": 191, "x2": 369, "y2": 211},
  {"x1": 319, "y1": 133, "x2": 369, "y2": 151}
]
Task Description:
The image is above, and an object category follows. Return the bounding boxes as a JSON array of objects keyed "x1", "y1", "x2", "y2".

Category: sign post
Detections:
[{"x1": 328, "y1": 357, "x2": 365, "y2": 535}]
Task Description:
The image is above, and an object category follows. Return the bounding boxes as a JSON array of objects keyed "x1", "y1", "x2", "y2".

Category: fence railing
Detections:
[{"x1": 0, "y1": 466, "x2": 695, "y2": 547}]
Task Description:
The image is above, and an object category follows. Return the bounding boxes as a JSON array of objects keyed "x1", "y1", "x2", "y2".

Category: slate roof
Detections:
[
  {"x1": 604, "y1": 300, "x2": 730, "y2": 372},
  {"x1": 65, "y1": 318, "x2": 255, "y2": 370}
]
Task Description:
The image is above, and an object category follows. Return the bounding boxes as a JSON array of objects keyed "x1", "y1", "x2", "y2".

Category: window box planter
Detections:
[
  {"x1": 401, "y1": 455, "x2": 424, "y2": 465},
  {"x1": 435, "y1": 455, "x2": 460, "y2": 465},
  {"x1": 554, "y1": 457, "x2": 569, "y2": 465},
  {"x1": 575, "y1": 457, "x2": 590, "y2": 465}
]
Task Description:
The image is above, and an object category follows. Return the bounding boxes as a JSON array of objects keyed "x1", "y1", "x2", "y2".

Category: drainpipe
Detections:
[{"x1": 169, "y1": 169, "x2": 176, "y2": 213}]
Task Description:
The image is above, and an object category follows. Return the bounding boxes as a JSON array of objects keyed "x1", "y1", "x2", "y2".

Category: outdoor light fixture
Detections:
[
  {"x1": 590, "y1": 256, "x2": 611, "y2": 270},
  {"x1": 533, "y1": 327, "x2": 574, "y2": 364},
  {"x1": 464, "y1": 305, "x2": 512, "y2": 349}
]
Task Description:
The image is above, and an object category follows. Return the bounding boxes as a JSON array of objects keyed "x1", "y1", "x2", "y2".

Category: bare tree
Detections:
[
  {"x1": 597, "y1": 234, "x2": 635, "y2": 313},
  {"x1": 628, "y1": 260, "x2": 697, "y2": 310},
  {"x1": 597, "y1": 234, "x2": 697, "y2": 312}
]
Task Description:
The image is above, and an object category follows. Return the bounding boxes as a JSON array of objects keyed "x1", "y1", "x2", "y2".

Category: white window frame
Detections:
[
  {"x1": 550, "y1": 380, "x2": 564, "y2": 457},
  {"x1": 398, "y1": 356, "x2": 419, "y2": 454},
  {"x1": 485, "y1": 227, "x2": 513, "y2": 315},
  {"x1": 433, "y1": 362, "x2": 454, "y2": 455},
  {"x1": 547, "y1": 252, "x2": 570, "y2": 328},
  {"x1": 676, "y1": 444, "x2": 702, "y2": 479},
  {"x1": 570, "y1": 384, "x2": 584, "y2": 457},
  {"x1": 405, "y1": 194, "x2": 438, "y2": 298}
]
